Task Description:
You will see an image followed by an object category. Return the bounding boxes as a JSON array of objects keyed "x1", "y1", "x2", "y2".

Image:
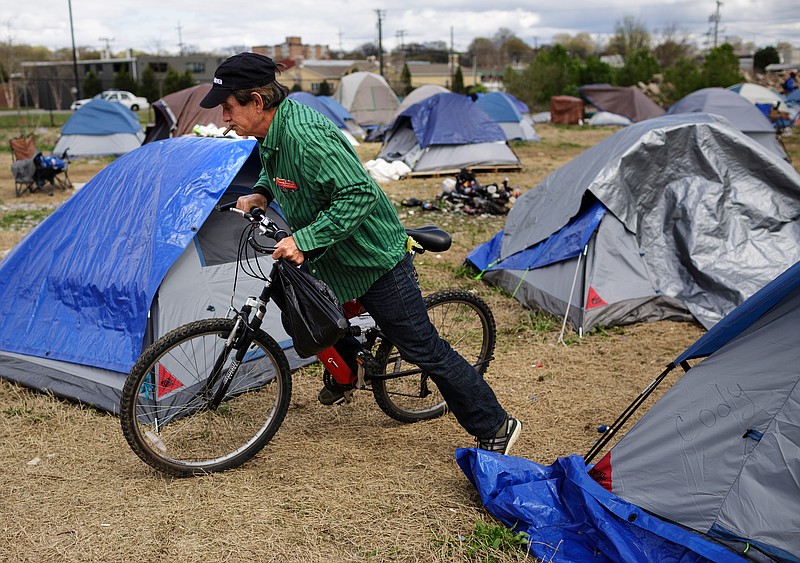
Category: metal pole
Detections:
[
  {"x1": 376, "y1": 10, "x2": 385, "y2": 76},
  {"x1": 68, "y1": 0, "x2": 80, "y2": 100}
]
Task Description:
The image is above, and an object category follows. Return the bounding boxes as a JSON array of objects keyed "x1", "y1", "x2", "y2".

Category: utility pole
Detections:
[
  {"x1": 449, "y1": 26, "x2": 455, "y2": 90},
  {"x1": 98, "y1": 36, "x2": 115, "y2": 59},
  {"x1": 68, "y1": 0, "x2": 80, "y2": 100},
  {"x1": 376, "y1": 9, "x2": 385, "y2": 76},
  {"x1": 177, "y1": 21, "x2": 185, "y2": 56},
  {"x1": 710, "y1": 0, "x2": 723, "y2": 48},
  {"x1": 396, "y1": 29, "x2": 406, "y2": 57}
]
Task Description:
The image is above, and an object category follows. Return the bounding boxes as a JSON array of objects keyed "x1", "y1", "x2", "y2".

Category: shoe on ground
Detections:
[
  {"x1": 318, "y1": 385, "x2": 347, "y2": 406},
  {"x1": 476, "y1": 417, "x2": 522, "y2": 456}
]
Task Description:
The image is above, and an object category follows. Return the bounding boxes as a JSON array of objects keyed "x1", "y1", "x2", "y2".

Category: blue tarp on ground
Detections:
[
  {"x1": 398, "y1": 92, "x2": 506, "y2": 148},
  {"x1": 456, "y1": 450, "x2": 745, "y2": 562},
  {"x1": 0, "y1": 137, "x2": 256, "y2": 374}
]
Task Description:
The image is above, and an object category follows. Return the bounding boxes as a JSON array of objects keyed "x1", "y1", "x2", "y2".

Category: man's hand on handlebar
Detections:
[
  {"x1": 236, "y1": 193, "x2": 268, "y2": 214},
  {"x1": 273, "y1": 236, "x2": 305, "y2": 265}
]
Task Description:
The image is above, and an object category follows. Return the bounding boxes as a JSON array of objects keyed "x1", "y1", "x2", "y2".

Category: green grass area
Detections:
[{"x1": 0, "y1": 207, "x2": 56, "y2": 230}]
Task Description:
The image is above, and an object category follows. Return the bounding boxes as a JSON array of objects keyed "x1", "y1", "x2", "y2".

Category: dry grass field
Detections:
[{"x1": 0, "y1": 121, "x2": 798, "y2": 562}]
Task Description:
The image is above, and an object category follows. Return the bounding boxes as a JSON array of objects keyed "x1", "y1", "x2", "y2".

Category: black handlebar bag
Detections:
[{"x1": 271, "y1": 260, "x2": 349, "y2": 358}]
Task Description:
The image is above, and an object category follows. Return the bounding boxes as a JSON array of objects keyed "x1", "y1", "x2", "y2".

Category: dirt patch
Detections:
[{"x1": 0, "y1": 123, "x2": 798, "y2": 562}]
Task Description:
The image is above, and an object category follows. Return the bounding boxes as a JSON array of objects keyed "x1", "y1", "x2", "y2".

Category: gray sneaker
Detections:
[
  {"x1": 318, "y1": 385, "x2": 347, "y2": 406},
  {"x1": 477, "y1": 417, "x2": 522, "y2": 455}
]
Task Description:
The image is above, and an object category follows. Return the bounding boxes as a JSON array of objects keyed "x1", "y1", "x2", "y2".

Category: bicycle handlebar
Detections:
[{"x1": 217, "y1": 202, "x2": 289, "y2": 253}]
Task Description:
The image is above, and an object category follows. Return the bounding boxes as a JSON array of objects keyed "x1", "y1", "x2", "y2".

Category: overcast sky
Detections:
[{"x1": 4, "y1": 0, "x2": 799, "y2": 57}]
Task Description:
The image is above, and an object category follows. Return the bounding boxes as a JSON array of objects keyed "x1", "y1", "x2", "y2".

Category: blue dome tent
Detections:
[
  {"x1": 54, "y1": 98, "x2": 145, "y2": 157},
  {"x1": 377, "y1": 92, "x2": 521, "y2": 174},
  {"x1": 0, "y1": 137, "x2": 310, "y2": 412}
]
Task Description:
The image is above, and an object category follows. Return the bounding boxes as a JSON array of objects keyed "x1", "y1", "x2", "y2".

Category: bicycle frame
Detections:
[{"x1": 225, "y1": 205, "x2": 452, "y2": 390}]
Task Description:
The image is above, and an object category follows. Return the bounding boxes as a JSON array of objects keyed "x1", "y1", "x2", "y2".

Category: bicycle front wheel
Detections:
[
  {"x1": 372, "y1": 289, "x2": 497, "y2": 423},
  {"x1": 120, "y1": 318, "x2": 292, "y2": 477}
]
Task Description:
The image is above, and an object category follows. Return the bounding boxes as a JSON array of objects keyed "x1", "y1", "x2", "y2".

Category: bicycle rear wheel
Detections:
[
  {"x1": 120, "y1": 318, "x2": 292, "y2": 477},
  {"x1": 372, "y1": 289, "x2": 496, "y2": 423}
]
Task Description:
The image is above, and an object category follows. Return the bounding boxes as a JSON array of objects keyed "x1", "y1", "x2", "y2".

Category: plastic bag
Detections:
[{"x1": 271, "y1": 260, "x2": 349, "y2": 358}]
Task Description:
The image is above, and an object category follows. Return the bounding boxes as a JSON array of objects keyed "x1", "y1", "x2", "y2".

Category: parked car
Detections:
[{"x1": 70, "y1": 90, "x2": 150, "y2": 111}]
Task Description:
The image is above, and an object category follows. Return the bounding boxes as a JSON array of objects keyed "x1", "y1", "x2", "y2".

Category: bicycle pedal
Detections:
[{"x1": 356, "y1": 350, "x2": 382, "y2": 373}]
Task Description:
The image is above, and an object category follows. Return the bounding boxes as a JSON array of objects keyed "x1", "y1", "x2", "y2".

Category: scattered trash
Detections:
[
  {"x1": 437, "y1": 168, "x2": 520, "y2": 216},
  {"x1": 400, "y1": 169, "x2": 522, "y2": 216},
  {"x1": 533, "y1": 362, "x2": 544, "y2": 368},
  {"x1": 27, "y1": 457, "x2": 41, "y2": 466},
  {"x1": 598, "y1": 425, "x2": 609, "y2": 433}
]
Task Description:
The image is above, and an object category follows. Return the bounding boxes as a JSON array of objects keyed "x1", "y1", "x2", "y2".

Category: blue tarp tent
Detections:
[
  {"x1": 54, "y1": 98, "x2": 145, "y2": 157},
  {"x1": 0, "y1": 137, "x2": 306, "y2": 412},
  {"x1": 377, "y1": 92, "x2": 521, "y2": 173}
]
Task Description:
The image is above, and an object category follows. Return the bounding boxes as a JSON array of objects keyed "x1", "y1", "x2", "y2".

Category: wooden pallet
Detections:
[{"x1": 404, "y1": 164, "x2": 523, "y2": 179}]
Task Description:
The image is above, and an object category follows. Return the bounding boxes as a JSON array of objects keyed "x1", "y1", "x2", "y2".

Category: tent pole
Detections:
[
  {"x1": 584, "y1": 363, "x2": 676, "y2": 464},
  {"x1": 557, "y1": 244, "x2": 587, "y2": 345}
]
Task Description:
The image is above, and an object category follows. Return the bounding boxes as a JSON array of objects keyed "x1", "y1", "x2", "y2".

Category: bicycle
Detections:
[{"x1": 120, "y1": 204, "x2": 497, "y2": 477}]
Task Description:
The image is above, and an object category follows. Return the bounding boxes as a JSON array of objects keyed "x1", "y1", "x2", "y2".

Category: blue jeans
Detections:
[{"x1": 359, "y1": 254, "x2": 508, "y2": 439}]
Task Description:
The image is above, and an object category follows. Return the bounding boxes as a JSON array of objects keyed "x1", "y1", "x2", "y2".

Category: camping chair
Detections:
[
  {"x1": 9, "y1": 136, "x2": 72, "y2": 197},
  {"x1": 10, "y1": 135, "x2": 37, "y2": 197}
]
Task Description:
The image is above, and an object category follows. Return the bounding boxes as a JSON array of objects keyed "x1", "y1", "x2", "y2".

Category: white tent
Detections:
[
  {"x1": 728, "y1": 82, "x2": 793, "y2": 114},
  {"x1": 334, "y1": 72, "x2": 400, "y2": 127}
]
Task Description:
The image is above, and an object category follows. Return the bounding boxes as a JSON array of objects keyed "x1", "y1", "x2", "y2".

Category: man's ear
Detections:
[{"x1": 252, "y1": 92, "x2": 263, "y2": 110}]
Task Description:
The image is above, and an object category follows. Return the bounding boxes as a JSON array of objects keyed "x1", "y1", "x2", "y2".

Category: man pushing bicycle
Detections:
[{"x1": 200, "y1": 52, "x2": 522, "y2": 455}]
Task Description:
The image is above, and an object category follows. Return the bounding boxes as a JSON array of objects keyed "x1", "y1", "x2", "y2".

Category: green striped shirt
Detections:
[{"x1": 253, "y1": 98, "x2": 408, "y2": 302}]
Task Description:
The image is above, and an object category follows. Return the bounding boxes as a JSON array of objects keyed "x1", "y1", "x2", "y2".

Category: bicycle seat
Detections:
[{"x1": 406, "y1": 225, "x2": 452, "y2": 253}]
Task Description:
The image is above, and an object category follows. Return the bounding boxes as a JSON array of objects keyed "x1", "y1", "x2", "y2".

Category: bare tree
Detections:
[
  {"x1": 653, "y1": 23, "x2": 696, "y2": 67},
  {"x1": 552, "y1": 32, "x2": 597, "y2": 59},
  {"x1": 608, "y1": 16, "x2": 651, "y2": 59},
  {"x1": 0, "y1": 21, "x2": 19, "y2": 108}
]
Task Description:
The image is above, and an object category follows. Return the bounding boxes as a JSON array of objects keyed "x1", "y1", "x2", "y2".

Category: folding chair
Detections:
[
  {"x1": 9, "y1": 136, "x2": 72, "y2": 197},
  {"x1": 10, "y1": 135, "x2": 37, "y2": 197}
]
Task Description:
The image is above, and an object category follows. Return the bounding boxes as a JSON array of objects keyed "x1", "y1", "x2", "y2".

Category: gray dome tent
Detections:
[
  {"x1": 667, "y1": 87, "x2": 788, "y2": 160},
  {"x1": 467, "y1": 113, "x2": 800, "y2": 332}
]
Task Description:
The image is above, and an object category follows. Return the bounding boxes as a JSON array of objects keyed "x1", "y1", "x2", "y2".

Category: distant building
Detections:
[
  {"x1": 20, "y1": 56, "x2": 139, "y2": 109},
  {"x1": 402, "y1": 61, "x2": 480, "y2": 89},
  {"x1": 19, "y1": 54, "x2": 224, "y2": 110},
  {"x1": 15, "y1": 39, "x2": 480, "y2": 110},
  {"x1": 780, "y1": 47, "x2": 800, "y2": 66},
  {"x1": 253, "y1": 37, "x2": 330, "y2": 62},
  {"x1": 281, "y1": 60, "x2": 378, "y2": 94}
]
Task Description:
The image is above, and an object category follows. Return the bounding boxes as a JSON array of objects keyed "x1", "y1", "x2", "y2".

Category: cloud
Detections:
[{"x1": 6, "y1": 0, "x2": 799, "y2": 56}]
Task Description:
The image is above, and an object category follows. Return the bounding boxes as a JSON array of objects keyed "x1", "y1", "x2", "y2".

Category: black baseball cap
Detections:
[{"x1": 200, "y1": 52, "x2": 278, "y2": 108}]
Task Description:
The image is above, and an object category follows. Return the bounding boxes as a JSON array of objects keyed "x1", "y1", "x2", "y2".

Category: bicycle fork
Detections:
[{"x1": 206, "y1": 290, "x2": 270, "y2": 409}]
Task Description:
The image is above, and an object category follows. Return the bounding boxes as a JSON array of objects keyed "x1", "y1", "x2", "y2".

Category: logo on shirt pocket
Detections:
[{"x1": 276, "y1": 177, "x2": 298, "y2": 192}]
